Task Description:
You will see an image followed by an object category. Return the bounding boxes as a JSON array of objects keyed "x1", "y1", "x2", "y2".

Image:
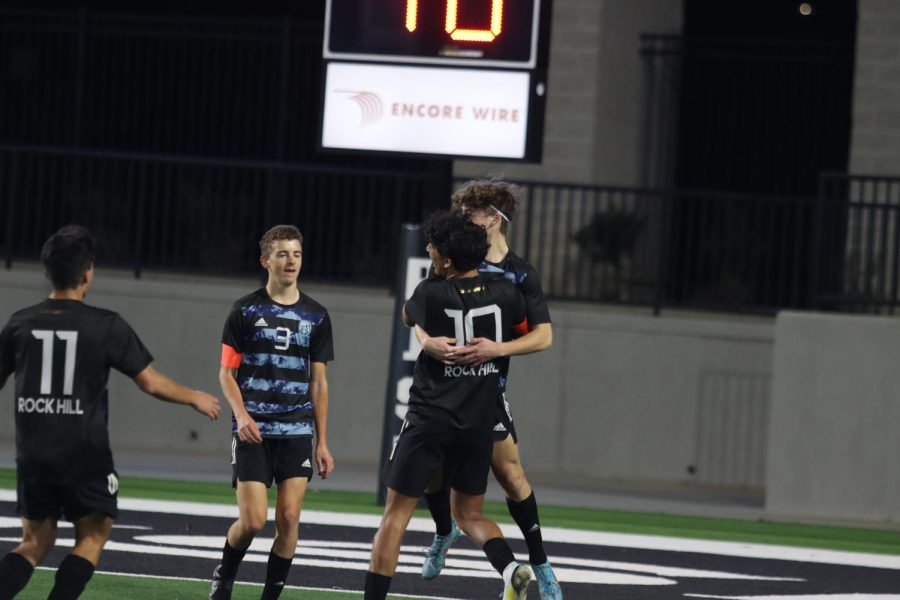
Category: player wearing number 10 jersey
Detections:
[
  {"x1": 0, "y1": 225, "x2": 220, "y2": 600},
  {"x1": 364, "y1": 211, "x2": 533, "y2": 600}
]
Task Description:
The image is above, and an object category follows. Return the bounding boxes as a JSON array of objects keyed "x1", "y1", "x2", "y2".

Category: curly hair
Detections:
[
  {"x1": 41, "y1": 225, "x2": 96, "y2": 290},
  {"x1": 450, "y1": 179, "x2": 521, "y2": 234},
  {"x1": 424, "y1": 210, "x2": 488, "y2": 273}
]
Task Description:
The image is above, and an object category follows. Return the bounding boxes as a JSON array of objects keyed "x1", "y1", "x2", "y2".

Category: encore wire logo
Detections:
[{"x1": 338, "y1": 90, "x2": 384, "y2": 126}]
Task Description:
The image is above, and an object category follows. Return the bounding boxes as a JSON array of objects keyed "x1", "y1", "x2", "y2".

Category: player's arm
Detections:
[
  {"x1": 219, "y1": 363, "x2": 262, "y2": 444},
  {"x1": 132, "y1": 365, "x2": 220, "y2": 420},
  {"x1": 454, "y1": 321, "x2": 551, "y2": 366},
  {"x1": 413, "y1": 324, "x2": 459, "y2": 364},
  {"x1": 309, "y1": 361, "x2": 334, "y2": 479}
]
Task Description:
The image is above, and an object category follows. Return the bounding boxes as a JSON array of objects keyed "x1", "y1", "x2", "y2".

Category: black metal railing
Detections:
[
  {"x1": 813, "y1": 174, "x2": 900, "y2": 314},
  {"x1": 3, "y1": 146, "x2": 899, "y2": 315},
  {"x1": 0, "y1": 145, "x2": 431, "y2": 286}
]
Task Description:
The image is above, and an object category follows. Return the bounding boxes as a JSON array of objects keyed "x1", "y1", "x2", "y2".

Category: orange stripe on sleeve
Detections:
[
  {"x1": 221, "y1": 344, "x2": 242, "y2": 368},
  {"x1": 513, "y1": 319, "x2": 530, "y2": 338}
]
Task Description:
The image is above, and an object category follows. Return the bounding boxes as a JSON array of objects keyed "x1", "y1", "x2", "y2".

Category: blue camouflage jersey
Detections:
[
  {"x1": 221, "y1": 288, "x2": 333, "y2": 438},
  {"x1": 478, "y1": 251, "x2": 551, "y2": 393}
]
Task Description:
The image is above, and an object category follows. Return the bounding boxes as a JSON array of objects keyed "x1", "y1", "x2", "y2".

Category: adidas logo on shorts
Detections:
[
  {"x1": 254, "y1": 318, "x2": 268, "y2": 327},
  {"x1": 301, "y1": 458, "x2": 312, "y2": 468},
  {"x1": 493, "y1": 422, "x2": 507, "y2": 432}
]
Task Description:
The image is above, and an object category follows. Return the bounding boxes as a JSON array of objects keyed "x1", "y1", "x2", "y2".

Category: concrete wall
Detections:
[
  {"x1": 767, "y1": 311, "x2": 900, "y2": 522},
  {"x1": 454, "y1": 0, "x2": 683, "y2": 185},
  {"x1": 851, "y1": 0, "x2": 900, "y2": 175},
  {"x1": 0, "y1": 267, "x2": 773, "y2": 488}
]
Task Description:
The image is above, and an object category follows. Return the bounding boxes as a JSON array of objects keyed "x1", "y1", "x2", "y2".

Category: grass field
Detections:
[
  {"x1": 3, "y1": 469, "x2": 896, "y2": 556},
  {"x1": 3, "y1": 468, "x2": 900, "y2": 599}
]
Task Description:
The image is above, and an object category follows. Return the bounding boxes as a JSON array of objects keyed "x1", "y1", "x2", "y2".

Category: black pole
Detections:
[{"x1": 376, "y1": 224, "x2": 426, "y2": 506}]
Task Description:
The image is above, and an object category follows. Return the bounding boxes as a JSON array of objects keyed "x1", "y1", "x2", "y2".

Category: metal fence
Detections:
[
  {"x1": 813, "y1": 174, "x2": 900, "y2": 314},
  {"x1": 3, "y1": 146, "x2": 900, "y2": 314},
  {"x1": 0, "y1": 145, "x2": 432, "y2": 286}
]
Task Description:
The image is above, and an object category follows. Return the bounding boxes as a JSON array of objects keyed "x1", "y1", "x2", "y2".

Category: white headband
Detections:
[{"x1": 490, "y1": 204, "x2": 510, "y2": 222}]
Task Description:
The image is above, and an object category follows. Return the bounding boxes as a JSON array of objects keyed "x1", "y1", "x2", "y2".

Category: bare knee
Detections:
[
  {"x1": 238, "y1": 511, "x2": 267, "y2": 538},
  {"x1": 275, "y1": 508, "x2": 299, "y2": 535}
]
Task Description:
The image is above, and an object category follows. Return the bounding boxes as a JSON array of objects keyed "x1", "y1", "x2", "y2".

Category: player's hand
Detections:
[
  {"x1": 192, "y1": 391, "x2": 220, "y2": 420},
  {"x1": 421, "y1": 335, "x2": 460, "y2": 364},
  {"x1": 455, "y1": 337, "x2": 504, "y2": 365},
  {"x1": 316, "y1": 443, "x2": 334, "y2": 479},
  {"x1": 235, "y1": 412, "x2": 263, "y2": 443}
]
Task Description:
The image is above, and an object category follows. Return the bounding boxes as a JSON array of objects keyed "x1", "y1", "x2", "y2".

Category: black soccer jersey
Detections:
[
  {"x1": 479, "y1": 251, "x2": 551, "y2": 327},
  {"x1": 404, "y1": 273, "x2": 527, "y2": 432},
  {"x1": 221, "y1": 289, "x2": 333, "y2": 438},
  {"x1": 0, "y1": 299, "x2": 153, "y2": 486}
]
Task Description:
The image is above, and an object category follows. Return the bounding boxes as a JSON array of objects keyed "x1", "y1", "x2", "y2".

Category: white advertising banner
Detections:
[{"x1": 322, "y1": 62, "x2": 531, "y2": 159}]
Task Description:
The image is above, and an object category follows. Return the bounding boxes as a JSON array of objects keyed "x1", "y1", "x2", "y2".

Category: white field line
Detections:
[
  {"x1": 29, "y1": 565, "x2": 462, "y2": 600},
  {"x1": 2, "y1": 490, "x2": 900, "y2": 571}
]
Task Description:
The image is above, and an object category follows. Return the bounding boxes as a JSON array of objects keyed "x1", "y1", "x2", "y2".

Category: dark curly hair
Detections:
[
  {"x1": 41, "y1": 225, "x2": 96, "y2": 290},
  {"x1": 424, "y1": 210, "x2": 488, "y2": 273}
]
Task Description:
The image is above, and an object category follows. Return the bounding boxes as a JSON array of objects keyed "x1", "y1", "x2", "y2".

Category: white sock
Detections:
[{"x1": 502, "y1": 561, "x2": 519, "y2": 586}]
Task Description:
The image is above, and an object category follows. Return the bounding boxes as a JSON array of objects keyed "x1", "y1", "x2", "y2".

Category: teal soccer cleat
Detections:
[
  {"x1": 532, "y1": 562, "x2": 562, "y2": 599},
  {"x1": 421, "y1": 519, "x2": 462, "y2": 580}
]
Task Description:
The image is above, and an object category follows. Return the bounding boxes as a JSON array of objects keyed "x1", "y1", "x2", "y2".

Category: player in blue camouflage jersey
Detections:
[
  {"x1": 208, "y1": 225, "x2": 335, "y2": 600},
  {"x1": 416, "y1": 180, "x2": 563, "y2": 599}
]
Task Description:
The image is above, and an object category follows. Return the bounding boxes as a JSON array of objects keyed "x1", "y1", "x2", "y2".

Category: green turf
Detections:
[
  {"x1": 18, "y1": 568, "x2": 425, "y2": 599},
  {"x1": 2, "y1": 468, "x2": 900, "y2": 556}
]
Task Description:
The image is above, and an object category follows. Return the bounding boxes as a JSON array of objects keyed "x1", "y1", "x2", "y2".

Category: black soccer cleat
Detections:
[{"x1": 208, "y1": 564, "x2": 235, "y2": 600}]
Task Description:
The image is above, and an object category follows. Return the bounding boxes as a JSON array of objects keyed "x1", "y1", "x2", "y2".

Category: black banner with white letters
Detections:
[{"x1": 377, "y1": 224, "x2": 430, "y2": 505}]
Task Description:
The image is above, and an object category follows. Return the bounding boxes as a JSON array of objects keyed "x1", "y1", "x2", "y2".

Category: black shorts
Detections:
[
  {"x1": 384, "y1": 417, "x2": 494, "y2": 498},
  {"x1": 232, "y1": 435, "x2": 314, "y2": 488},
  {"x1": 17, "y1": 472, "x2": 119, "y2": 521},
  {"x1": 492, "y1": 393, "x2": 518, "y2": 444}
]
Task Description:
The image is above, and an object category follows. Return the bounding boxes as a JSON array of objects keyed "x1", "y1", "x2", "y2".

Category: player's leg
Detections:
[
  {"x1": 365, "y1": 488, "x2": 419, "y2": 600},
  {"x1": 367, "y1": 419, "x2": 441, "y2": 599},
  {"x1": 450, "y1": 433, "x2": 531, "y2": 600},
  {"x1": 420, "y1": 470, "x2": 461, "y2": 580},
  {"x1": 211, "y1": 438, "x2": 271, "y2": 600},
  {"x1": 493, "y1": 413, "x2": 562, "y2": 599},
  {"x1": 452, "y1": 491, "x2": 531, "y2": 600},
  {"x1": 0, "y1": 517, "x2": 57, "y2": 599},
  {"x1": 262, "y1": 436, "x2": 314, "y2": 600},
  {"x1": 46, "y1": 511, "x2": 112, "y2": 600}
]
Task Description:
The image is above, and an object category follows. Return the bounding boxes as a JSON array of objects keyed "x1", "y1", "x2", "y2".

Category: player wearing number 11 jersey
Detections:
[{"x1": 0, "y1": 225, "x2": 220, "y2": 600}]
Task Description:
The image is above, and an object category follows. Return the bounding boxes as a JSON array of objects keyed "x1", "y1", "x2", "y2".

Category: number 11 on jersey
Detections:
[{"x1": 31, "y1": 330, "x2": 78, "y2": 395}]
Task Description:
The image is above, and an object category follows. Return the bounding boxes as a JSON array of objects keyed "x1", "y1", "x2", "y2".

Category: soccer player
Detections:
[
  {"x1": 208, "y1": 224, "x2": 334, "y2": 600},
  {"x1": 0, "y1": 225, "x2": 221, "y2": 600},
  {"x1": 416, "y1": 180, "x2": 563, "y2": 599},
  {"x1": 364, "y1": 211, "x2": 533, "y2": 600}
]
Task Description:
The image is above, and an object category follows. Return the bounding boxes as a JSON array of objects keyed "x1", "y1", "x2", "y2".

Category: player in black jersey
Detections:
[
  {"x1": 364, "y1": 211, "x2": 533, "y2": 600},
  {"x1": 0, "y1": 225, "x2": 220, "y2": 600},
  {"x1": 208, "y1": 225, "x2": 334, "y2": 600},
  {"x1": 416, "y1": 181, "x2": 563, "y2": 599}
]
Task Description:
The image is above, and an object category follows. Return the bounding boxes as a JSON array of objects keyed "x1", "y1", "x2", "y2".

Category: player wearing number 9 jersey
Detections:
[
  {"x1": 0, "y1": 225, "x2": 220, "y2": 600},
  {"x1": 365, "y1": 211, "x2": 534, "y2": 600}
]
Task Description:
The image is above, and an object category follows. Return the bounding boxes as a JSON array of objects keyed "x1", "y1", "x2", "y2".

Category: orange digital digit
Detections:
[
  {"x1": 406, "y1": 0, "x2": 418, "y2": 32},
  {"x1": 445, "y1": 0, "x2": 503, "y2": 43}
]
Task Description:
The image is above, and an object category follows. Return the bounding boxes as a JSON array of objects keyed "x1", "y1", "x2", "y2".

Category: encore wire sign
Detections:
[{"x1": 321, "y1": 0, "x2": 553, "y2": 162}]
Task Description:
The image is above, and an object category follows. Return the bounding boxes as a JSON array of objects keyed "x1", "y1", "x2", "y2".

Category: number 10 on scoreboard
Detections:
[{"x1": 405, "y1": 0, "x2": 505, "y2": 43}]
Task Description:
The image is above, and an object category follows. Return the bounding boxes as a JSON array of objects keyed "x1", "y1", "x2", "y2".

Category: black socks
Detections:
[
  {"x1": 424, "y1": 489, "x2": 453, "y2": 536},
  {"x1": 363, "y1": 571, "x2": 391, "y2": 600},
  {"x1": 0, "y1": 552, "x2": 34, "y2": 600},
  {"x1": 507, "y1": 492, "x2": 548, "y2": 565},
  {"x1": 259, "y1": 551, "x2": 292, "y2": 600},
  {"x1": 483, "y1": 537, "x2": 516, "y2": 575},
  {"x1": 47, "y1": 554, "x2": 95, "y2": 600}
]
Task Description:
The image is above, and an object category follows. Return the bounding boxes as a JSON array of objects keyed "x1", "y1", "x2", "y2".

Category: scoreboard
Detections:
[{"x1": 320, "y1": 0, "x2": 553, "y2": 162}]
